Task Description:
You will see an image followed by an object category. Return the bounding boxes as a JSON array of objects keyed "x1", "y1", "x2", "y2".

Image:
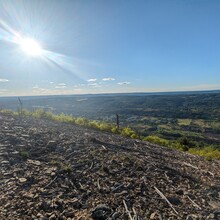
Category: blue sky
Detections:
[{"x1": 0, "y1": 0, "x2": 220, "y2": 96}]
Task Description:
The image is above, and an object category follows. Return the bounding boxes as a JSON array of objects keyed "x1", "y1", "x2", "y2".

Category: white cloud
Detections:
[
  {"x1": 33, "y1": 85, "x2": 39, "y2": 89},
  {"x1": 57, "y1": 83, "x2": 66, "y2": 86},
  {"x1": 88, "y1": 83, "x2": 98, "y2": 86},
  {"x1": 0, "y1": 79, "x2": 9, "y2": 82},
  {"x1": 49, "y1": 82, "x2": 54, "y2": 84},
  {"x1": 88, "y1": 83, "x2": 101, "y2": 88},
  {"x1": 55, "y1": 85, "x2": 67, "y2": 89},
  {"x1": 102, "y1": 77, "x2": 115, "y2": 81},
  {"x1": 87, "y1": 78, "x2": 97, "y2": 82},
  {"x1": 117, "y1": 81, "x2": 131, "y2": 85}
]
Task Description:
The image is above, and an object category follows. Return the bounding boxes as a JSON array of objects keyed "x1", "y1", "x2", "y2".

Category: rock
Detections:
[
  {"x1": 27, "y1": 159, "x2": 41, "y2": 166},
  {"x1": 91, "y1": 204, "x2": 112, "y2": 220},
  {"x1": 150, "y1": 212, "x2": 157, "y2": 220},
  {"x1": 19, "y1": 177, "x2": 27, "y2": 183},
  {"x1": 1, "y1": 160, "x2": 10, "y2": 165}
]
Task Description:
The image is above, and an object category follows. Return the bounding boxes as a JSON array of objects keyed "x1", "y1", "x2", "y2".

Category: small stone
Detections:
[
  {"x1": 50, "y1": 172, "x2": 56, "y2": 177},
  {"x1": 1, "y1": 160, "x2": 10, "y2": 165},
  {"x1": 91, "y1": 204, "x2": 112, "y2": 220},
  {"x1": 27, "y1": 159, "x2": 41, "y2": 166},
  {"x1": 150, "y1": 212, "x2": 157, "y2": 220},
  {"x1": 19, "y1": 177, "x2": 27, "y2": 183}
]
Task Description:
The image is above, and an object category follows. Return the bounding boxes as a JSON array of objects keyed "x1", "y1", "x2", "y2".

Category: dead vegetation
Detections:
[{"x1": 0, "y1": 113, "x2": 220, "y2": 219}]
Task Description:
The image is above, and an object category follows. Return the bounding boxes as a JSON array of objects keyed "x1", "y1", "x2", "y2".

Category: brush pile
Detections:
[{"x1": 0, "y1": 113, "x2": 220, "y2": 219}]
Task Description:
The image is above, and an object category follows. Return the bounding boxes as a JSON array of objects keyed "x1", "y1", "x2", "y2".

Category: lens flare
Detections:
[{"x1": 19, "y1": 38, "x2": 42, "y2": 56}]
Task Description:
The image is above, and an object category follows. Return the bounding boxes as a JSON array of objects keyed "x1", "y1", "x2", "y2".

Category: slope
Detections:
[{"x1": 0, "y1": 113, "x2": 220, "y2": 219}]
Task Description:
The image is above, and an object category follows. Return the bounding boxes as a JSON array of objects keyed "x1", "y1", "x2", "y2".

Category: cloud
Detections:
[
  {"x1": 88, "y1": 83, "x2": 101, "y2": 88},
  {"x1": 54, "y1": 83, "x2": 67, "y2": 88},
  {"x1": 88, "y1": 83, "x2": 98, "y2": 86},
  {"x1": 0, "y1": 79, "x2": 9, "y2": 82},
  {"x1": 32, "y1": 86, "x2": 50, "y2": 94},
  {"x1": 87, "y1": 78, "x2": 97, "y2": 82},
  {"x1": 102, "y1": 77, "x2": 115, "y2": 81},
  {"x1": 55, "y1": 85, "x2": 67, "y2": 89},
  {"x1": 49, "y1": 82, "x2": 54, "y2": 84},
  {"x1": 117, "y1": 81, "x2": 131, "y2": 85}
]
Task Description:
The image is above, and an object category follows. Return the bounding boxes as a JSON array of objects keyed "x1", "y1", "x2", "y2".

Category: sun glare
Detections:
[{"x1": 19, "y1": 38, "x2": 43, "y2": 56}]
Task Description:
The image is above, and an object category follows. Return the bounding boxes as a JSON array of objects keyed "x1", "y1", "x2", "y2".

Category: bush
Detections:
[
  {"x1": 19, "y1": 150, "x2": 29, "y2": 160},
  {"x1": 143, "y1": 135, "x2": 169, "y2": 147},
  {"x1": 121, "y1": 127, "x2": 139, "y2": 138},
  {"x1": 189, "y1": 146, "x2": 220, "y2": 160}
]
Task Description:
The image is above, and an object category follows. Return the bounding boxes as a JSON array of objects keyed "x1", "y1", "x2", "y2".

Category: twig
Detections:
[
  {"x1": 101, "y1": 145, "x2": 107, "y2": 151},
  {"x1": 79, "y1": 182, "x2": 84, "y2": 189},
  {"x1": 187, "y1": 195, "x2": 202, "y2": 210},
  {"x1": 132, "y1": 207, "x2": 138, "y2": 220},
  {"x1": 154, "y1": 186, "x2": 178, "y2": 215},
  {"x1": 183, "y1": 162, "x2": 198, "y2": 170},
  {"x1": 89, "y1": 161, "x2": 94, "y2": 170},
  {"x1": 164, "y1": 171, "x2": 171, "y2": 183},
  {"x1": 183, "y1": 162, "x2": 214, "y2": 176},
  {"x1": 123, "y1": 200, "x2": 133, "y2": 220},
  {"x1": 97, "y1": 178, "x2": 101, "y2": 190},
  {"x1": 44, "y1": 176, "x2": 57, "y2": 188},
  {"x1": 112, "y1": 183, "x2": 124, "y2": 192}
]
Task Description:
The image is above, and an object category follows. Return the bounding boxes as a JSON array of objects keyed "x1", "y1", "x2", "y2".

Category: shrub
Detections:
[
  {"x1": 143, "y1": 135, "x2": 169, "y2": 147},
  {"x1": 19, "y1": 150, "x2": 29, "y2": 160},
  {"x1": 121, "y1": 127, "x2": 139, "y2": 138},
  {"x1": 189, "y1": 146, "x2": 220, "y2": 160}
]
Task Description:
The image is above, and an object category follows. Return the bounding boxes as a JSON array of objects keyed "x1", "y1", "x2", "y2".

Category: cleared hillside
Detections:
[{"x1": 0, "y1": 113, "x2": 220, "y2": 219}]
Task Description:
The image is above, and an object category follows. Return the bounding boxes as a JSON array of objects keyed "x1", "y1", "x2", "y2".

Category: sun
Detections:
[{"x1": 19, "y1": 38, "x2": 43, "y2": 56}]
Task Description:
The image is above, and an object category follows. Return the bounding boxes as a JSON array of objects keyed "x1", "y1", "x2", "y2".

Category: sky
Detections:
[{"x1": 0, "y1": 0, "x2": 220, "y2": 96}]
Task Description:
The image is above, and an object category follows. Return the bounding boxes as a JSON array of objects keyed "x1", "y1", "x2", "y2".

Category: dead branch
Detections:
[
  {"x1": 123, "y1": 199, "x2": 133, "y2": 220},
  {"x1": 183, "y1": 162, "x2": 198, "y2": 170},
  {"x1": 187, "y1": 195, "x2": 202, "y2": 210},
  {"x1": 112, "y1": 183, "x2": 124, "y2": 192},
  {"x1": 97, "y1": 178, "x2": 101, "y2": 190},
  {"x1": 44, "y1": 176, "x2": 57, "y2": 188},
  {"x1": 154, "y1": 186, "x2": 178, "y2": 215}
]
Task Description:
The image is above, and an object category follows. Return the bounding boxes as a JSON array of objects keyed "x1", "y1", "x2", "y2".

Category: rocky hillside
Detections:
[{"x1": 0, "y1": 113, "x2": 220, "y2": 220}]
